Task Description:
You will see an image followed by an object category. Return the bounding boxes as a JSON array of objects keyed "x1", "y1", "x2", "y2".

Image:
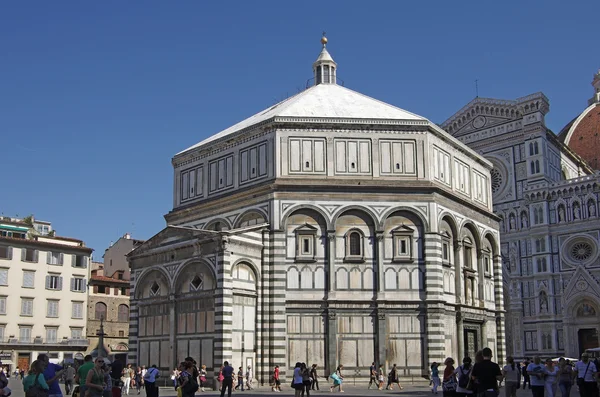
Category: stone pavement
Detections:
[{"x1": 3, "y1": 377, "x2": 583, "y2": 397}]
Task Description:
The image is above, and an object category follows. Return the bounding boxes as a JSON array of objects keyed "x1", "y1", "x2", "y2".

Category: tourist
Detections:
[
  {"x1": 387, "y1": 363, "x2": 402, "y2": 390},
  {"x1": 64, "y1": 365, "x2": 76, "y2": 395},
  {"x1": 220, "y1": 361, "x2": 234, "y2": 397},
  {"x1": 522, "y1": 359, "x2": 531, "y2": 390},
  {"x1": 122, "y1": 364, "x2": 134, "y2": 396},
  {"x1": 309, "y1": 364, "x2": 319, "y2": 391},
  {"x1": 377, "y1": 364, "x2": 385, "y2": 390},
  {"x1": 179, "y1": 361, "x2": 198, "y2": 397},
  {"x1": 301, "y1": 363, "x2": 311, "y2": 397},
  {"x1": 368, "y1": 362, "x2": 377, "y2": 390},
  {"x1": 23, "y1": 360, "x2": 50, "y2": 394},
  {"x1": 85, "y1": 358, "x2": 106, "y2": 397},
  {"x1": 38, "y1": 354, "x2": 65, "y2": 397},
  {"x1": 454, "y1": 357, "x2": 473, "y2": 397},
  {"x1": 543, "y1": 359, "x2": 559, "y2": 397},
  {"x1": 557, "y1": 358, "x2": 572, "y2": 397},
  {"x1": 171, "y1": 368, "x2": 180, "y2": 391},
  {"x1": 431, "y1": 362, "x2": 441, "y2": 394},
  {"x1": 143, "y1": 365, "x2": 160, "y2": 397},
  {"x1": 200, "y1": 365, "x2": 208, "y2": 392},
  {"x1": 134, "y1": 367, "x2": 143, "y2": 395},
  {"x1": 292, "y1": 363, "x2": 303, "y2": 397},
  {"x1": 217, "y1": 366, "x2": 224, "y2": 392},
  {"x1": 502, "y1": 357, "x2": 521, "y2": 397},
  {"x1": 442, "y1": 358, "x2": 457, "y2": 397},
  {"x1": 271, "y1": 365, "x2": 281, "y2": 392},
  {"x1": 75, "y1": 356, "x2": 94, "y2": 397},
  {"x1": 574, "y1": 353, "x2": 598, "y2": 397},
  {"x1": 244, "y1": 365, "x2": 252, "y2": 391},
  {"x1": 329, "y1": 365, "x2": 344, "y2": 393},
  {"x1": 470, "y1": 348, "x2": 502, "y2": 397},
  {"x1": 526, "y1": 356, "x2": 546, "y2": 397},
  {"x1": 235, "y1": 366, "x2": 244, "y2": 391}
]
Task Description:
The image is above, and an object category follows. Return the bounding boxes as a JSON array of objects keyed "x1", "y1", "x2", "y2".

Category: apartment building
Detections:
[{"x1": 0, "y1": 216, "x2": 93, "y2": 370}]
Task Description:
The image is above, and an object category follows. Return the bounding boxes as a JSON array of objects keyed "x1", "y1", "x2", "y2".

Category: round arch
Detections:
[
  {"x1": 134, "y1": 267, "x2": 171, "y2": 299},
  {"x1": 234, "y1": 209, "x2": 268, "y2": 228},
  {"x1": 380, "y1": 207, "x2": 430, "y2": 232},
  {"x1": 205, "y1": 218, "x2": 232, "y2": 231},
  {"x1": 281, "y1": 204, "x2": 331, "y2": 230},
  {"x1": 173, "y1": 260, "x2": 217, "y2": 295},
  {"x1": 331, "y1": 205, "x2": 379, "y2": 230},
  {"x1": 459, "y1": 221, "x2": 482, "y2": 251},
  {"x1": 230, "y1": 258, "x2": 260, "y2": 280},
  {"x1": 437, "y1": 212, "x2": 459, "y2": 238},
  {"x1": 482, "y1": 231, "x2": 500, "y2": 257}
]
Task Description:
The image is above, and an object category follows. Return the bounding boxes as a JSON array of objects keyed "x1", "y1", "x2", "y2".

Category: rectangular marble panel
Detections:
[
  {"x1": 357, "y1": 339, "x2": 374, "y2": 366},
  {"x1": 302, "y1": 140, "x2": 312, "y2": 171},
  {"x1": 258, "y1": 143, "x2": 267, "y2": 176},
  {"x1": 335, "y1": 141, "x2": 346, "y2": 172},
  {"x1": 225, "y1": 156, "x2": 233, "y2": 186},
  {"x1": 359, "y1": 141, "x2": 370, "y2": 173},
  {"x1": 404, "y1": 142, "x2": 415, "y2": 174},
  {"x1": 201, "y1": 339, "x2": 213, "y2": 370},
  {"x1": 240, "y1": 150, "x2": 249, "y2": 182},
  {"x1": 189, "y1": 339, "x2": 200, "y2": 365},
  {"x1": 288, "y1": 339, "x2": 307, "y2": 367},
  {"x1": 290, "y1": 139, "x2": 301, "y2": 172},
  {"x1": 392, "y1": 142, "x2": 403, "y2": 173},
  {"x1": 161, "y1": 340, "x2": 170, "y2": 368},
  {"x1": 405, "y1": 339, "x2": 422, "y2": 366},
  {"x1": 206, "y1": 311, "x2": 215, "y2": 332},
  {"x1": 249, "y1": 146, "x2": 258, "y2": 178},
  {"x1": 380, "y1": 141, "x2": 391, "y2": 173},
  {"x1": 149, "y1": 341, "x2": 160, "y2": 366},
  {"x1": 139, "y1": 341, "x2": 149, "y2": 367},
  {"x1": 339, "y1": 340, "x2": 357, "y2": 366},
  {"x1": 177, "y1": 339, "x2": 189, "y2": 363},
  {"x1": 314, "y1": 140, "x2": 325, "y2": 172}
]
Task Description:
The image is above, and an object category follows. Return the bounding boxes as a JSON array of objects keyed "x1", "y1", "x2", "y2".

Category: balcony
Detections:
[{"x1": 0, "y1": 338, "x2": 89, "y2": 347}]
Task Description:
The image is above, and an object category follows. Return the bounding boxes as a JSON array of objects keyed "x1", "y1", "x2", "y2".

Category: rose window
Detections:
[
  {"x1": 571, "y1": 242, "x2": 593, "y2": 261},
  {"x1": 491, "y1": 168, "x2": 503, "y2": 194}
]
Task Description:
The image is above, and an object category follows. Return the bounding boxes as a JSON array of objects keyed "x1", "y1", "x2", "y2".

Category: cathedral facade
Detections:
[
  {"x1": 442, "y1": 83, "x2": 600, "y2": 359},
  {"x1": 127, "y1": 38, "x2": 504, "y2": 384}
]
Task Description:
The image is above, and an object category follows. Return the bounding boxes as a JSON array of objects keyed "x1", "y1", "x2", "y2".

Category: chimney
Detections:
[{"x1": 124, "y1": 233, "x2": 131, "y2": 240}]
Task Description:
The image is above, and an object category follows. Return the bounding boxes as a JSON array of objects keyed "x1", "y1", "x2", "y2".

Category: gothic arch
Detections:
[
  {"x1": 381, "y1": 206, "x2": 430, "y2": 232},
  {"x1": 134, "y1": 267, "x2": 171, "y2": 299},
  {"x1": 234, "y1": 209, "x2": 268, "y2": 228}
]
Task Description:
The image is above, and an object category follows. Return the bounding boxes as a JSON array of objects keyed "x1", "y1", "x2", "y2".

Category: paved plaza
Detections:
[{"x1": 4, "y1": 376, "x2": 583, "y2": 397}]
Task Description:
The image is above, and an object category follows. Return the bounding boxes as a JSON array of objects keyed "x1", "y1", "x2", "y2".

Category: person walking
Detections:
[
  {"x1": 377, "y1": 365, "x2": 385, "y2": 391},
  {"x1": 65, "y1": 365, "x2": 76, "y2": 395},
  {"x1": 454, "y1": 357, "x2": 473, "y2": 397},
  {"x1": 502, "y1": 357, "x2": 521, "y2": 397},
  {"x1": 543, "y1": 359, "x2": 559, "y2": 397},
  {"x1": 244, "y1": 366, "x2": 252, "y2": 391},
  {"x1": 526, "y1": 356, "x2": 546, "y2": 397},
  {"x1": 470, "y1": 348, "x2": 502, "y2": 397},
  {"x1": 171, "y1": 368, "x2": 180, "y2": 391},
  {"x1": 38, "y1": 354, "x2": 65, "y2": 397},
  {"x1": 574, "y1": 353, "x2": 598, "y2": 397},
  {"x1": 292, "y1": 363, "x2": 303, "y2": 397},
  {"x1": 431, "y1": 363, "x2": 441, "y2": 394},
  {"x1": 220, "y1": 361, "x2": 234, "y2": 397},
  {"x1": 85, "y1": 358, "x2": 107, "y2": 397},
  {"x1": 122, "y1": 365, "x2": 134, "y2": 396},
  {"x1": 134, "y1": 368, "x2": 143, "y2": 395},
  {"x1": 199, "y1": 365, "x2": 208, "y2": 392},
  {"x1": 387, "y1": 364, "x2": 402, "y2": 390},
  {"x1": 179, "y1": 362, "x2": 198, "y2": 397},
  {"x1": 368, "y1": 363, "x2": 377, "y2": 390},
  {"x1": 329, "y1": 365, "x2": 344, "y2": 393},
  {"x1": 300, "y1": 363, "x2": 311, "y2": 397},
  {"x1": 442, "y1": 358, "x2": 457, "y2": 397},
  {"x1": 557, "y1": 358, "x2": 573, "y2": 397},
  {"x1": 23, "y1": 360, "x2": 50, "y2": 394},
  {"x1": 143, "y1": 365, "x2": 160, "y2": 397},
  {"x1": 309, "y1": 365, "x2": 318, "y2": 391},
  {"x1": 235, "y1": 367, "x2": 244, "y2": 391},
  {"x1": 522, "y1": 360, "x2": 531, "y2": 390},
  {"x1": 271, "y1": 366, "x2": 281, "y2": 392}
]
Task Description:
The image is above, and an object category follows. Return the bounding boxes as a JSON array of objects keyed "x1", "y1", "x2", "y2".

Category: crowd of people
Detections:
[{"x1": 435, "y1": 350, "x2": 599, "y2": 397}]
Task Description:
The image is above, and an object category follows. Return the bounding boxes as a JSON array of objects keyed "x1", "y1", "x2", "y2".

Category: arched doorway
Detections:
[
  {"x1": 574, "y1": 301, "x2": 599, "y2": 355},
  {"x1": 231, "y1": 262, "x2": 258, "y2": 372}
]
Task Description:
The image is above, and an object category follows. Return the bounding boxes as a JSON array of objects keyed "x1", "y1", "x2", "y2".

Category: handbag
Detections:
[
  {"x1": 577, "y1": 362, "x2": 590, "y2": 387},
  {"x1": 443, "y1": 374, "x2": 457, "y2": 391},
  {"x1": 25, "y1": 374, "x2": 48, "y2": 397}
]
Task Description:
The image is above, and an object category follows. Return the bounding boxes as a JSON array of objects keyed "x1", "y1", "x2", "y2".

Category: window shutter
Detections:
[
  {"x1": 21, "y1": 249, "x2": 25, "y2": 261},
  {"x1": 82, "y1": 280, "x2": 87, "y2": 292},
  {"x1": 93, "y1": 285, "x2": 98, "y2": 294},
  {"x1": 45, "y1": 275, "x2": 51, "y2": 289},
  {"x1": 47, "y1": 252, "x2": 51, "y2": 264},
  {"x1": 114, "y1": 288, "x2": 118, "y2": 295},
  {"x1": 84, "y1": 256, "x2": 89, "y2": 268},
  {"x1": 0, "y1": 298, "x2": 5, "y2": 314},
  {"x1": 34, "y1": 250, "x2": 39, "y2": 262},
  {"x1": 57, "y1": 277, "x2": 63, "y2": 291},
  {"x1": 7, "y1": 247, "x2": 12, "y2": 260},
  {"x1": 72, "y1": 255, "x2": 76, "y2": 267},
  {"x1": 70, "y1": 278, "x2": 75, "y2": 291},
  {"x1": 59, "y1": 253, "x2": 64, "y2": 265},
  {"x1": 0, "y1": 270, "x2": 7, "y2": 285}
]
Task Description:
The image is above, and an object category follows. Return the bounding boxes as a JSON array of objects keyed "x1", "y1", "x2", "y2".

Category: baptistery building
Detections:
[
  {"x1": 127, "y1": 37, "x2": 504, "y2": 384},
  {"x1": 442, "y1": 74, "x2": 600, "y2": 359}
]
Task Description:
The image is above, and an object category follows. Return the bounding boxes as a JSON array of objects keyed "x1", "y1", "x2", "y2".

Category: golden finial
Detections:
[{"x1": 321, "y1": 31, "x2": 328, "y2": 47}]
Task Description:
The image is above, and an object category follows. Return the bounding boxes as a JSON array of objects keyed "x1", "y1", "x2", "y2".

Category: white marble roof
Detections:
[{"x1": 177, "y1": 83, "x2": 427, "y2": 155}]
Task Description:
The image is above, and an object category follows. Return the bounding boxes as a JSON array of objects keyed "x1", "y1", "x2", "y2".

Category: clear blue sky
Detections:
[{"x1": 2, "y1": 1, "x2": 598, "y2": 257}]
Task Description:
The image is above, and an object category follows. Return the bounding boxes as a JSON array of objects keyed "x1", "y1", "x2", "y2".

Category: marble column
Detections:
[
  {"x1": 376, "y1": 231, "x2": 384, "y2": 295},
  {"x1": 327, "y1": 231, "x2": 336, "y2": 293},
  {"x1": 376, "y1": 310, "x2": 387, "y2": 369},
  {"x1": 454, "y1": 241, "x2": 463, "y2": 304}
]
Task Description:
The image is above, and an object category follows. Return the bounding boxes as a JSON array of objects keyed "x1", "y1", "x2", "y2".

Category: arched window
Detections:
[
  {"x1": 118, "y1": 304, "x2": 129, "y2": 322},
  {"x1": 529, "y1": 143, "x2": 534, "y2": 156},
  {"x1": 535, "y1": 160, "x2": 540, "y2": 173},
  {"x1": 530, "y1": 161, "x2": 535, "y2": 174},
  {"x1": 347, "y1": 231, "x2": 363, "y2": 257},
  {"x1": 534, "y1": 142, "x2": 539, "y2": 155},
  {"x1": 95, "y1": 302, "x2": 107, "y2": 320}
]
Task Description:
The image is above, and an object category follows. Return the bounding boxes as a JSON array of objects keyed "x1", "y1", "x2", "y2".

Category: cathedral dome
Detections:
[{"x1": 558, "y1": 70, "x2": 600, "y2": 170}]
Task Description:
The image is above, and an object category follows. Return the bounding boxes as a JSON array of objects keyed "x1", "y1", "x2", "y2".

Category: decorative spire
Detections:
[
  {"x1": 313, "y1": 33, "x2": 337, "y2": 86},
  {"x1": 589, "y1": 69, "x2": 600, "y2": 105},
  {"x1": 91, "y1": 315, "x2": 110, "y2": 358}
]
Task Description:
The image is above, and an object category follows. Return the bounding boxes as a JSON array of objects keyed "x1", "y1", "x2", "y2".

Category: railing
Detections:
[
  {"x1": 0, "y1": 338, "x2": 89, "y2": 346},
  {"x1": 305, "y1": 76, "x2": 345, "y2": 89}
]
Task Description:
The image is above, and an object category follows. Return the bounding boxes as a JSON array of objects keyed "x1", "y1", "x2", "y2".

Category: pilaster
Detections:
[
  {"x1": 327, "y1": 231, "x2": 336, "y2": 293},
  {"x1": 375, "y1": 232, "x2": 384, "y2": 295},
  {"x1": 326, "y1": 311, "x2": 337, "y2": 377},
  {"x1": 270, "y1": 230, "x2": 288, "y2": 380},
  {"x1": 214, "y1": 236, "x2": 233, "y2": 376},
  {"x1": 424, "y1": 232, "x2": 445, "y2": 364},
  {"x1": 376, "y1": 309, "x2": 387, "y2": 368},
  {"x1": 169, "y1": 293, "x2": 177, "y2": 369}
]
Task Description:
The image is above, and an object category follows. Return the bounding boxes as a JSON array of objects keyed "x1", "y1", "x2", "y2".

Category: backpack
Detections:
[
  {"x1": 25, "y1": 374, "x2": 48, "y2": 397},
  {"x1": 182, "y1": 374, "x2": 199, "y2": 393},
  {"x1": 458, "y1": 367, "x2": 470, "y2": 388}
]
